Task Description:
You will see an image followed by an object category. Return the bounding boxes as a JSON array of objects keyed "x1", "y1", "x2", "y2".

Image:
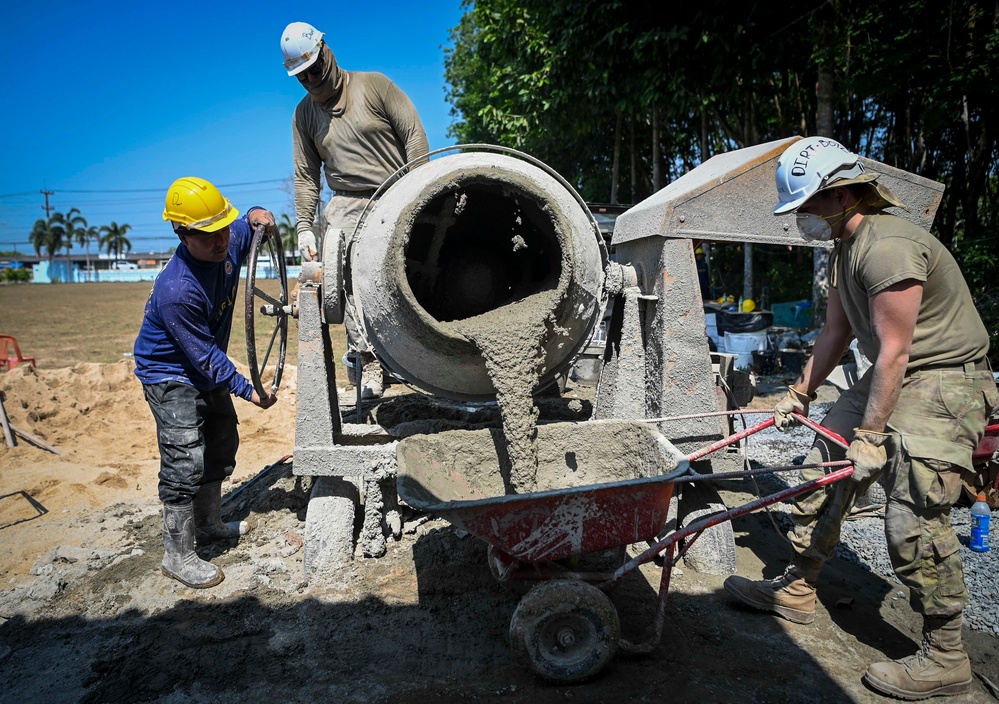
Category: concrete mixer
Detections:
[{"x1": 243, "y1": 141, "x2": 944, "y2": 579}]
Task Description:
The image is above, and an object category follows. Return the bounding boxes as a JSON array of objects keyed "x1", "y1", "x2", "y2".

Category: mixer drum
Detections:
[{"x1": 350, "y1": 152, "x2": 607, "y2": 401}]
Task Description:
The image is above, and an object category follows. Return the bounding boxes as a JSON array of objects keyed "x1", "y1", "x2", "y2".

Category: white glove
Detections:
[{"x1": 299, "y1": 230, "x2": 318, "y2": 262}]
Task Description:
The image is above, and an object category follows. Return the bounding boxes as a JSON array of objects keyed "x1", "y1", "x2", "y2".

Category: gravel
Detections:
[{"x1": 733, "y1": 404, "x2": 999, "y2": 636}]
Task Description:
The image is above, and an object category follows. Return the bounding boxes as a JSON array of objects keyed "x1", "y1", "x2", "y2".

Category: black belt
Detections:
[
  {"x1": 335, "y1": 189, "x2": 377, "y2": 198},
  {"x1": 910, "y1": 358, "x2": 990, "y2": 374}
]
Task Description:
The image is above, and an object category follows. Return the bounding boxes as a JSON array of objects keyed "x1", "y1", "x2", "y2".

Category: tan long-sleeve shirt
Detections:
[{"x1": 292, "y1": 71, "x2": 429, "y2": 235}]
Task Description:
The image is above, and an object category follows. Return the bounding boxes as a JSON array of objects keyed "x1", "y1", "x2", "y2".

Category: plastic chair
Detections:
[{"x1": 0, "y1": 335, "x2": 36, "y2": 371}]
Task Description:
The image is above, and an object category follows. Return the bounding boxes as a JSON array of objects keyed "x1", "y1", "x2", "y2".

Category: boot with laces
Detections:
[
  {"x1": 863, "y1": 614, "x2": 973, "y2": 700},
  {"x1": 723, "y1": 564, "x2": 817, "y2": 624}
]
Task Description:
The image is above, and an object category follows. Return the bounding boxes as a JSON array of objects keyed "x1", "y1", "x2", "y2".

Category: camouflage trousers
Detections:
[{"x1": 789, "y1": 361, "x2": 996, "y2": 618}]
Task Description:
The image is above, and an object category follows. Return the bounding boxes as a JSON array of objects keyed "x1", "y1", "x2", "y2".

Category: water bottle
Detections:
[
  {"x1": 738, "y1": 295, "x2": 744, "y2": 312},
  {"x1": 970, "y1": 492, "x2": 991, "y2": 553}
]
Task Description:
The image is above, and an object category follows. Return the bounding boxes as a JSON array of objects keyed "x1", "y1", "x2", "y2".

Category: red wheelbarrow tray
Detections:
[
  {"x1": 396, "y1": 419, "x2": 693, "y2": 564},
  {"x1": 396, "y1": 415, "x2": 856, "y2": 566}
]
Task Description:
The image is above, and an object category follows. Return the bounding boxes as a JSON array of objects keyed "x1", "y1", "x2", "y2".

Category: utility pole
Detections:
[{"x1": 40, "y1": 189, "x2": 54, "y2": 218}]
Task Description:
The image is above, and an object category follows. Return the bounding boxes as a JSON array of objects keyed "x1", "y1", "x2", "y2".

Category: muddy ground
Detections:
[{"x1": 1, "y1": 362, "x2": 997, "y2": 703}]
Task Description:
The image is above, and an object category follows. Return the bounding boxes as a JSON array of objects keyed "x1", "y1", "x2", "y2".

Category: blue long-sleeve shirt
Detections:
[{"x1": 133, "y1": 213, "x2": 258, "y2": 400}]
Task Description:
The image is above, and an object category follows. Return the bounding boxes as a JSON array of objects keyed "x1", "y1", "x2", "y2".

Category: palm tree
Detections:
[
  {"x1": 62, "y1": 208, "x2": 87, "y2": 283},
  {"x1": 28, "y1": 214, "x2": 67, "y2": 283},
  {"x1": 80, "y1": 225, "x2": 100, "y2": 282},
  {"x1": 100, "y1": 221, "x2": 132, "y2": 262},
  {"x1": 277, "y1": 213, "x2": 297, "y2": 264}
]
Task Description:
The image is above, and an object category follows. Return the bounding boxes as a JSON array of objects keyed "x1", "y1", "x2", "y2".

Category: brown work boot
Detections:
[
  {"x1": 723, "y1": 565, "x2": 816, "y2": 624},
  {"x1": 863, "y1": 615, "x2": 973, "y2": 700}
]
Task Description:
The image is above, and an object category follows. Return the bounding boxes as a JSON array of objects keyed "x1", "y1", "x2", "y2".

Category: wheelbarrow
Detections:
[{"x1": 396, "y1": 414, "x2": 853, "y2": 683}]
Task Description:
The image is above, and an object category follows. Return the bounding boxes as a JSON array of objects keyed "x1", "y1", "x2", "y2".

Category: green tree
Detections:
[
  {"x1": 99, "y1": 221, "x2": 132, "y2": 262},
  {"x1": 277, "y1": 213, "x2": 297, "y2": 264},
  {"x1": 61, "y1": 208, "x2": 87, "y2": 284},
  {"x1": 444, "y1": 1, "x2": 999, "y2": 358},
  {"x1": 28, "y1": 214, "x2": 67, "y2": 282},
  {"x1": 79, "y1": 224, "x2": 100, "y2": 282}
]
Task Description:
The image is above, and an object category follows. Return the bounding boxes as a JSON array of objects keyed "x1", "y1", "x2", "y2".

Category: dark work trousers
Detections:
[{"x1": 143, "y1": 381, "x2": 239, "y2": 506}]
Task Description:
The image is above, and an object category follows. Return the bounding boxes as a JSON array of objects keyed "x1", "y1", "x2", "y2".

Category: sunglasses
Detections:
[{"x1": 298, "y1": 51, "x2": 325, "y2": 80}]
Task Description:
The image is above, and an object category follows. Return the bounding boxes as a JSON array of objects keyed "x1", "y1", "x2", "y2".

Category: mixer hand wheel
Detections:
[{"x1": 244, "y1": 224, "x2": 289, "y2": 397}]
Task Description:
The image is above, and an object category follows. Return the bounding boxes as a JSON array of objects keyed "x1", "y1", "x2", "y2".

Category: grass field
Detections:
[{"x1": 0, "y1": 280, "x2": 350, "y2": 387}]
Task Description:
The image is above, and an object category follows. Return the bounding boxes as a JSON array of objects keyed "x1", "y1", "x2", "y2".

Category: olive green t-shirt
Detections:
[{"x1": 831, "y1": 212, "x2": 989, "y2": 370}]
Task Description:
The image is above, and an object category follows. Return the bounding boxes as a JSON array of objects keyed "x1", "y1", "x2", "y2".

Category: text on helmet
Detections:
[{"x1": 789, "y1": 138, "x2": 852, "y2": 177}]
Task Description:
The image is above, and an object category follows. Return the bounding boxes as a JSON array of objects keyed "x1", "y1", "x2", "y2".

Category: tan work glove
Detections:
[
  {"x1": 773, "y1": 386, "x2": 816, "y2": 430},
  {"x1": 846, "y1": 429, "x2": 890, "y2": 482}
]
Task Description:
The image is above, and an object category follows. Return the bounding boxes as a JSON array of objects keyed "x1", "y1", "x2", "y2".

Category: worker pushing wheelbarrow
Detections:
[{"x1": 397, "y1": 413, "x2": 854, "y2": 683}]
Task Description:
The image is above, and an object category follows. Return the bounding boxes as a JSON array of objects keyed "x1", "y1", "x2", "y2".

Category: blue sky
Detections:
[{"x1": 0, "y1": 0, "x2": 464, "y2": 255}]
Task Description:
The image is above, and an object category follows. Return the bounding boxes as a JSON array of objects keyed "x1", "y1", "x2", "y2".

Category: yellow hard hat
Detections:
[
  {"x1": 742, "y1": 298, "x2": 757, "y2": 312},
  {"x1": 162, "y1": 177, "x2": 239, "y2": 233},
  {"x1": 695, "y1": 247, "x2": 704, "y2": 255}
]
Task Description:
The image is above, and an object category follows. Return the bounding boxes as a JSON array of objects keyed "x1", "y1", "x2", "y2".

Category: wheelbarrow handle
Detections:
[
  {"x1": 685, "y1": 416, "x2": 775, "y2": 462},
  {"x1": 794, "y1": 413, "x2": 850, "y2": 449}
]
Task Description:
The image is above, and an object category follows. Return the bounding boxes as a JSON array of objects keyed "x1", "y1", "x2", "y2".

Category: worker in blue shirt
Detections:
[{"x1": 134, "y1": 176, "x2": 277, "y2": 588}]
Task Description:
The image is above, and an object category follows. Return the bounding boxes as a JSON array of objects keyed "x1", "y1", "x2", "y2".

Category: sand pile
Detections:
[{"x1": 0, "y1": 360, "x2": 297, "y2": 580}]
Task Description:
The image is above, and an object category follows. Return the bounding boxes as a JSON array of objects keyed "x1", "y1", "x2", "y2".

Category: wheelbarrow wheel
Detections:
[{"x1": 509, "y1": 579, "x2": 620, "y2": 683}]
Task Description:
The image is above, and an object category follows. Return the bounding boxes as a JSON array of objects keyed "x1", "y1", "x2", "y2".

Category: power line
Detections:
[{"x1": 53, "y1": 178, "x2": 287, "y2": 194}]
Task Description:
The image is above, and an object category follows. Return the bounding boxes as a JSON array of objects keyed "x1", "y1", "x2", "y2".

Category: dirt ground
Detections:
[{"x1": 1, "y1": 362, "x2": 997, "y2": 703}]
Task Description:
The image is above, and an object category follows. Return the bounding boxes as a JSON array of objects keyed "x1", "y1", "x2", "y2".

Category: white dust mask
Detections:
[
  {"x1": 796, "y1": 213, "x2": 833, "y2": 242},
  {"x1": 796, "y1": 201, "x2": 859, "y2": 242}
]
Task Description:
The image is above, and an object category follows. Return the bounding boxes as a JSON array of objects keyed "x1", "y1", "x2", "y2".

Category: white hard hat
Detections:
[
  {"x1": 773, "y1": 136, "x2": 866, "y2": 214},
  {"x1": 281, "y1": 22, "x2": 324, "y2": 76}
]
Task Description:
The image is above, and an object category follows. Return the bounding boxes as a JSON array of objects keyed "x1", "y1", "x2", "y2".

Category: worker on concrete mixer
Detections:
[
  {"x1": 723, "y1": 136, "x2": 995, "y2": 700},
  {"x1": 134, "y1": 177, "x2": 278, "y2": 589},
  {"x1": 281, "y1": 20, "x2": 429, "y2": 399}
]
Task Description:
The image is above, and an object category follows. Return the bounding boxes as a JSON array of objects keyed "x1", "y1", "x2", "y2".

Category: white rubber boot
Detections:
[
  {"x1": 161, "y1": 503, "x2": 224, "y2": 589},
  {"x1": 193, "y1": 481, "x2": 249, "y2": 544}
]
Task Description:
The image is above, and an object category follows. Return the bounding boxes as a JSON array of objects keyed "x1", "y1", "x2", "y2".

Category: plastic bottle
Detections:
[
  {"x1": 970, "y1": 492, "x2": 991, "y2": 553},
  {"x1": 738, "y1": 295, "x2": 744, "y2": 313}
]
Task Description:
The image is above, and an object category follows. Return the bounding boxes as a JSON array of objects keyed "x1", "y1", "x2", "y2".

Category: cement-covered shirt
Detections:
[
  {"x1": 292, "y1": 71, "x2": 429, "y2": 236},
  {"x1": 132, "y1": 213, "x2": 258, "y2": 400},
  {"x1": 831, "y1": 212, "x2": 989, "y2": 370}
]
